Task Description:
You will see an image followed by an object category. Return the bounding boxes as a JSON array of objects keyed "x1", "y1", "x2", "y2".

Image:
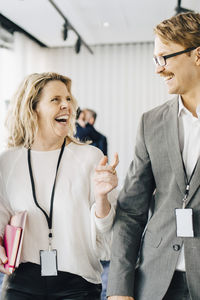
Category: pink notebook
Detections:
[{"x1": 4, "y1": 211, "x2": 27, "y2": 273}]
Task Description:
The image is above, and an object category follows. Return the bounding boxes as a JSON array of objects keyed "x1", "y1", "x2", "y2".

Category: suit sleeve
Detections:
[
  {"x1": 107, "y1": 114, "x2": 156, "y2": 297},
  {"x1": 97, "y1": 135, "x2": 108, "y2": 156}
]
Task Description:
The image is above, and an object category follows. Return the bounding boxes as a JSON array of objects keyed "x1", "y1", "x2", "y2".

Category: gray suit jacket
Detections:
[{"x1": 107, "y1": 96, "x2": 200, "y2": 300}]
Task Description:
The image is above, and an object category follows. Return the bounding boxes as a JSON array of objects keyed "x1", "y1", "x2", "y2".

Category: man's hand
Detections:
[{"x1": 108, "y1": 297, "x2": 134, "y2": 300}]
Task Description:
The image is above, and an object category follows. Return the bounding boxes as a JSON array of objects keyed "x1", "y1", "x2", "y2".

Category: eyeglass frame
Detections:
[{"x1": 153, "y1": 46, "x2": 197, "y2": 67}]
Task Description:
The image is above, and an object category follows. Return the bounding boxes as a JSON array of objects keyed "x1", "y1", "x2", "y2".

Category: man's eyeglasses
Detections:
[{"x1": 153, "y1": 46, "x2": 197, "y2": 67}]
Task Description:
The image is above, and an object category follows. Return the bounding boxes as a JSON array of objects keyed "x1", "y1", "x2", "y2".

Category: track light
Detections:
[
  {"x1": 75, "y1": 36, "x2": 81, "y2": 54},
  {"x1": 175, "y1": 0, "x2": 193, "y2": 15},
  {"x1": 63, "y1": 21, "x2": 68, "y2": 41},
  {"x1": 49, "y1": 0, "x2": 93, "y2": 54}
]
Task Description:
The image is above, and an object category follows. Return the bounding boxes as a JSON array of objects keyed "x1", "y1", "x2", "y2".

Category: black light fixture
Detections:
[
  {"x1": 175, "y1": 0, "x2": 194, "y2": 15},
  {"x1": 49, "y1": 0, "x2": 93, "y2": 54},
  {"x1": 75, "y1": 36, "x2": 81, "y2": 54},
  {"x1": 63, "y1": 21, "x2": 68, "y2": 41},
  {"x1": 0, "y1": 13, "x2": 47, "y2": 47}
]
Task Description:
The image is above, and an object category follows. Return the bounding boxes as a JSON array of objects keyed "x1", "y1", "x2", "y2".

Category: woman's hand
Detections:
[
  {"x1": 0, "y1": 238, "x2": 11, "y2": 275},
  {"x1": 94, "y1": 153, "x2": 119, "y2": 218},
  {"x1": 94, "y1": 153, "x2": 119, "y2": 197}
]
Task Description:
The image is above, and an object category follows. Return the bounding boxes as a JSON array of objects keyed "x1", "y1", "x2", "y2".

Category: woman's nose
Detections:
[{"x1": 60, "y1": 100, "x2": 69, "y2": 109}]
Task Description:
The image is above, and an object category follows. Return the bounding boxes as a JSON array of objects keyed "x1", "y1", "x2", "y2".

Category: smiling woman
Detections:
[
  {"x1": 6, "y1": 72, "x2": 78, "y2": 149},
  {"x1": 32, "y1": 79, "x2": 76, "y2": 150},
  {"x1": 0, "y1": 72, "x2": 119, "y2": 300}
]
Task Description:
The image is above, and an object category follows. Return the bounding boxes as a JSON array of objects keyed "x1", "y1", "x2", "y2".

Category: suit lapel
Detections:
[
  {"x1": 186, "y1": 157, "x2": 200, "y2": 205},
  {"x1": 164, "y1": 96, "x2": 186, "y2": 196}
]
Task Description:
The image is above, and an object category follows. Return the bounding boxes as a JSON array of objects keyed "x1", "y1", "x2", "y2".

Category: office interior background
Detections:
[{"x1": 0, "y1": 0, "x2": 199, "y2": 187}]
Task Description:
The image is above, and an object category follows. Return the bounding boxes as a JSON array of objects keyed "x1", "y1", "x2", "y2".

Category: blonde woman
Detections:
[{"x1": 0, "y1": 72, "x2": 118, "y2": 300}]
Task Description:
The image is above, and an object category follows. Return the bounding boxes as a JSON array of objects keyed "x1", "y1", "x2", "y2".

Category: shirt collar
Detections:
[
  {"x1": 178, "y1": 96, "x2": 184, "y2": 117},
  {"x1": 178, "y1": 96, "x2": 196, "y2": 118},
  {"x1": 178, "y1": 95, "x2": 200, "y2": 120}
]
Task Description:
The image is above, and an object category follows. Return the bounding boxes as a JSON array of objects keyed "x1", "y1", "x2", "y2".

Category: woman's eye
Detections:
[
  {"x1": 67, "y1": 97, "x2": 71, "y2": 102},
  {"x1": 51, "y1": 98, "x2": 58, "y2": 102}
]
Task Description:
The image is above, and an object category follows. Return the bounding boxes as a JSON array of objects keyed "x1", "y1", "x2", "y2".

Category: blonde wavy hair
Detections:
[
  {"x1": 154, "y1": 12, "x2": 200, "y2": 48},
  {"x1": 6, "y1": 72, "x2": 79, "y2": 148}
]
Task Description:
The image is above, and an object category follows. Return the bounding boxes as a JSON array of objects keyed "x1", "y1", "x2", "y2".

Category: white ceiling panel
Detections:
[{"x1": 0, "y1": 0, "x2": 200, "y2": 48}]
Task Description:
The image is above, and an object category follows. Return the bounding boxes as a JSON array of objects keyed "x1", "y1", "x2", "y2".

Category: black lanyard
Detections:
[
  {"x1": 182, "y1": 158, "x2": 198, "y2": 208},
  {"x1": 27, "y1": 139, "x2": 66, "y2": 242}
]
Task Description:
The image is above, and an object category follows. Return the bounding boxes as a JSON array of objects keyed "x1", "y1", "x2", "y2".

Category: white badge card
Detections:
[
  {"x1": 175, "y1": 208, "x2": 194, "y2": 237},
  {"x1": 40, "y1": 249, "x2": 58, "y2": 276}
]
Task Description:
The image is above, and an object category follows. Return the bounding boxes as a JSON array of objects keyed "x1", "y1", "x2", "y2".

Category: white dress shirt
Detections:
[
  {"x1": 0, "y1": 142, "x2": 116, "y2": 283},
  {"x1": 176, "y1": 97, "x2": 200, "y2": 271}
]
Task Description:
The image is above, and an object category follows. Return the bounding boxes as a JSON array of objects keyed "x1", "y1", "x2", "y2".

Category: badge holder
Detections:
[
  {"x1": 40, "y1": 231, "x2": 58, "y2": 276},
  {"x1": 174, "y1": 181, "x2": 194, "y2": 238},
  {"x1": 175, "y1": 208, "x2": 194, "y2": 237}
]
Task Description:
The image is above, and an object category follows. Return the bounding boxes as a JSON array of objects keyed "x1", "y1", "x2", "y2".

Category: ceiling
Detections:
[{"x1": 0, "y1": 0, "x2": 200, "y2": 50}]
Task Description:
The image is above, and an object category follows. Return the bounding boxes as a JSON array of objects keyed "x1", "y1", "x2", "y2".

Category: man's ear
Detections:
[
  {"x1": 89, "y1": 117, "x2": 95, "y2": 125},
  {"x1": 195, "y1": 47, "x2": 200, "y2": 65}
]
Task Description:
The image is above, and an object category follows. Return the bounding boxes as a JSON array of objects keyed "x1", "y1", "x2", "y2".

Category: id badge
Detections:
[
  {"x1": 175, "y1": 208, "x2": 194, "y2": 237},
  {"x1": 40, "y1": 249, "x2": 58, "y2": 276}
]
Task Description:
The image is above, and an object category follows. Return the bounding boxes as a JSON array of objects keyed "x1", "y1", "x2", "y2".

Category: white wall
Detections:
[
  {"x1": 0, "y1": 33, "x2": 46, "y2": 149},
  {"x1": 0, "y1": 47, "x2": 16, "y2": 148},
  {"x1": 0, "y1": 33, "x2": 170, "y2": 186}
]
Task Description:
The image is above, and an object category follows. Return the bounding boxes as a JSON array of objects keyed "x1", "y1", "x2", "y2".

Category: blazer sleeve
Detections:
[{"x1": 107, "y1": 114, "x2": 156, "y2": 297}]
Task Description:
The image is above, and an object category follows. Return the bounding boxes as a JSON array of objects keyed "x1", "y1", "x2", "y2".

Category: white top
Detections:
[
  {"x1": 176, "y1": 97, "x2": 200, "y2": 271},
  {"x1": 0, "y1": 142, "x2": 117, "y2": 283}
]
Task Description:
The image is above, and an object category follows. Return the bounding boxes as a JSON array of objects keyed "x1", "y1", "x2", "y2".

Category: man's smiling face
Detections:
[{"x1": 154, "y1": 35, "x2": 198, "y2": 96}]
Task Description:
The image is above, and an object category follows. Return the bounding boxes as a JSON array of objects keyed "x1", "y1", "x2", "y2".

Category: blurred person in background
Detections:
[
  {"x1": 75, "y1": 108, "x2": 107, "y2": 156},
  {"x1": 84, "y1": 109, "x2": 107, "y2": 156},
  {"x1": 75, "y1": 107, "x2": 87, "y2": 140},
  {"x1": 0, "y1": 72, "x2": 118, "y2": 300}
]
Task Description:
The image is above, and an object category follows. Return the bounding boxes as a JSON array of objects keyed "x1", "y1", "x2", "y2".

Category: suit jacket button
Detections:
[{"x1": 173, "y1": 244, "x2": 180, "y2": 251}]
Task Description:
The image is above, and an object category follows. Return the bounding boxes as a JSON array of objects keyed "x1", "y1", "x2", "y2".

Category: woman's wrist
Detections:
[{"x1": 95, "y1": 195, "x2": 111, "y2": 218}]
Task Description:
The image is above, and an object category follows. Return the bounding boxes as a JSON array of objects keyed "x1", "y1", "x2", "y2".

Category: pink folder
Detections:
[{"x1": 4, "y1": 211, "x2": 27, "y2": 272}]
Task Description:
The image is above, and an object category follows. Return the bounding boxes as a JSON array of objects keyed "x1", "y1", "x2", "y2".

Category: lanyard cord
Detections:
[
  {"x1": 27, "y1": 139, "x2": 66, "y2": 237},
  {"x1": 182, "y1": 158, "x2": 198, "y2": 208}
]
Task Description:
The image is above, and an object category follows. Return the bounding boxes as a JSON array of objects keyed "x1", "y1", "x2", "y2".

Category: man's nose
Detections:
[{"x1": 155, "y1": 64, "x2": 165, "y2": 74}]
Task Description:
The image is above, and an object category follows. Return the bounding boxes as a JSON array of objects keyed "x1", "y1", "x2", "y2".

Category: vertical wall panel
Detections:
[{"x1": 0, "y1": 48, "x2": 15, "y2": 148}]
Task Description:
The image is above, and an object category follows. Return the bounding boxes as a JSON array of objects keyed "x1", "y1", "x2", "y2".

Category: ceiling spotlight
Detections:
[
  {"x1": 75, "y1": 36, "x2": 82, "y2": 54},
  {"x1": 103, "y1": 22, "x2": 110, "y2": 27},
  {"x1": 63, "y1": 21, "x2": 68, "y2": 41}
]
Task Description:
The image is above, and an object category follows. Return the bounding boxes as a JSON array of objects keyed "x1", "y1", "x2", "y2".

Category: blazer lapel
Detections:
[
  {"x1": 186, "y1": 157, "x2": 200, "y2": 205},
  {"x1": 164, "y1": 96, "x2": 186, "y2": 196}
]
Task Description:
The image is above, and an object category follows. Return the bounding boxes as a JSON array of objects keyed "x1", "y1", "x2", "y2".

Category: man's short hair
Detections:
[
  {"x1": 154, "y1": 12, "x2": 200, "y2": 49},
  {"x1": 84, "y1": 109, "x2": 97, "y2": 121}
]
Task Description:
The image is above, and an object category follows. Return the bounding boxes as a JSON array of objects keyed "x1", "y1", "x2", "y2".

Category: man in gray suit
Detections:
[{"x1": 107, "y1": 12, "x2": 200, "y2": 300}]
